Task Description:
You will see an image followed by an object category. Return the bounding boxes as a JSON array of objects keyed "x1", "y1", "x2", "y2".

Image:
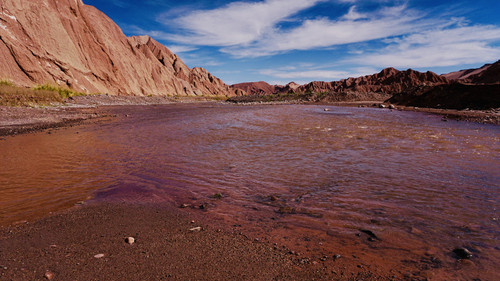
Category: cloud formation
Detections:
[
  {"x1": 147, "y1": 0, "x2": 500, "y2": 72},
  {"x1": 159, "y1": 0, "x2": 325, "y2": 46}
]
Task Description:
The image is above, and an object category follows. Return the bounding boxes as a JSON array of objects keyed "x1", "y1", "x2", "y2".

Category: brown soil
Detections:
[{"x1": 0, "y1": 203, "x2": 345, "y2": 281}]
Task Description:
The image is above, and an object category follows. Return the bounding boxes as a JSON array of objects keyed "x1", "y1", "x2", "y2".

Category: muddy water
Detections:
[{"x1": 1, "y1": 103, "x2": 499, "y2": 279}]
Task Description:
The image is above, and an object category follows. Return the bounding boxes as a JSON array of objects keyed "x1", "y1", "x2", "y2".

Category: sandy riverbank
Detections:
[{"x1": 0, "y1": 203, "x2": 351, "y2": 280}]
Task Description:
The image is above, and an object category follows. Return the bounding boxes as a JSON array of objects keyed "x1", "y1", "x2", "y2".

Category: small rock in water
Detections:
[
  {"x1": 359, "y1": 229, "x2": 379, "y2": 240},
  {"x1": 44, "y1": 271, "x2": 55, "y2": 280},
  {"x1": 379, "y1": 104, "x2": 387, "y2": 108},
  {"x1": 199, "y1": 204, "x2": 208, "y2": 210},
  {"x1": 388, "y1": 104, "x2": 396, "y2": 109},
  {"x1": 125, "y1": 237, "x2": 135, "y2": 244},
  {"x1": 212, "y1": 193, "x2": 223, "y2": 199},
  {"x1": 189, "y1": 226, "x2": 202, "y2": 232},
  {"x1": 278, "y1": 206, "x2": 295, "y2": 214},
  {"x1": 453, "y1": 248, "x2": 472, "y2": 259},
  {"x1": 180, "y1": 203, "x2": 190, "y2": 208},
  {"x1": 94, "y1": 253, "x2": 105, "y2": 259},
  {"x1": 324, "y1": 108, "x2": 330, "y2": 111},
  {"x1": 333, "y1": 254, "x2": 341, "y2": 260}
]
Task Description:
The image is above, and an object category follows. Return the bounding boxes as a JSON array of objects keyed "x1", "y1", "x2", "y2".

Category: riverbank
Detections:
[
  {"x1": 0, "y1": 203, "x2": 345, "y2": 280},
  {"x1": 0, "y1": 95, "x2": 224, "y2": 137}
]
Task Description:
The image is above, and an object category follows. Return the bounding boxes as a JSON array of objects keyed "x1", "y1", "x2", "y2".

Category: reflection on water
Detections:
[{"x1": 1, "y1": 103, "x2": 499, "y2": 279}]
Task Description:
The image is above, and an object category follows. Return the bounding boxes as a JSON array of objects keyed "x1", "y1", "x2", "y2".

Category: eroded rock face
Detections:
[
  {"x1": 231, "y1": 81, "x2": 278, "y2": 96},
  {"x1": 294, "y1": 68, "x2": 449, "y2": 99},
  {"x1": 0, "y1": 0, "x2": 242, "y2": 97},
  {"x1": 232, "y1": 68, "x2": 449, "y2": 102}
]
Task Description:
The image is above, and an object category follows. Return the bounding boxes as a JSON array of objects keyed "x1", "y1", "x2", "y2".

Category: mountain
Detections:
[
  {"x1": 294, "y1": 68, "x2": 448, "y2": 100},
  {"x1": 0, "y1": 0, "x2": 242, "y2": 97},
  {"x1": 231, "y1": 81, "x2": 277, "y2": 96},
  {"x1": 443, "y1": 60, "x2": 500, "y2": 84},
  {"x1": 231, "y1": 81, "x2": 301, "y2": 96},
  {"x1": 230, "y1": 68, "x2": 448, "y2": 102}
]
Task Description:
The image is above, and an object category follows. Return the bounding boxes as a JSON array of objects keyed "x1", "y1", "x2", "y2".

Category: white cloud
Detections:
[
  {"x1": 133, "y1": 0, "x2": 500, "y2": 72},
  {"x1": 260, "y1": 65, "x2": 379, "y2": 82},
  {"x1": 351, "y1": 25, "x2": 500, "y2": 68},
  {"x1": 223, "y1": 7, "x2": 426, "y2": 57},
  {"x1": 171, "y1": 3, "x2": 436, "y2": 58},
  {"x1": 166, "y1": 45, "x2": 198, "y2": 53},
  {"x1": 158, "y1": 0, "x2": 325, "y2": 46}
]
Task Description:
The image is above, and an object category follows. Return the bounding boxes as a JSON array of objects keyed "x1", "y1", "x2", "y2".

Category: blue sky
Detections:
[{"x1": 86, "y1": 0, "x2": 500, "y2": 85}]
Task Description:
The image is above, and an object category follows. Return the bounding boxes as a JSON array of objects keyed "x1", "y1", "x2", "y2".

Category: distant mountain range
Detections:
[{"x1": 231, "y1": 61, "x2": 500, "y2": 109}]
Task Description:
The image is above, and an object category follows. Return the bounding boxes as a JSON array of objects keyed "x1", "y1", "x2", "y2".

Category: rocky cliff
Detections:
[{"x1": 0, "y1": 0, "x2": 242, "y2": 97}]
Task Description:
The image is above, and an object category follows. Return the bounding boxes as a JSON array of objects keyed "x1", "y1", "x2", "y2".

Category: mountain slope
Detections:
[
  {"x1": 443, "y1": 60, "x2": 500, "y2": 84},
  {"x1": 0, "y1": 0, "x2": 241, "y2": 97}
]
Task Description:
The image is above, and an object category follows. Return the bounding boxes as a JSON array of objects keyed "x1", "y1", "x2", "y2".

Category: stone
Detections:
[
  {"x1": 125, "y1": 237, "x2": 135, "y2": 244},
  {"x1": 324, "y1": 108, "x2": 330, "y2": 111},
  {"x1": 179, "y1": 204, "x2": 190, "y2": 208},
  {"x1": 44, "y1": 271, "x2": 55, "y2": 280},
  {"x1": 94, "y1": 254, "x2": 105, "y2": 259},
  {"x1": 333, "y1": 254, "x2": 341, "y2": 260},
  {"x1": 388, "y1": 104, "x2": 396, "y2": 109},
  {"x1": 278, "y1": 206, "x2": 295, "y2": 214},
  {"x1": 453, "y1": 248, "x2": 472, "y2": 259},
  {"x1": 189, "y1": 227, "x2": 202, "y2": 232}
]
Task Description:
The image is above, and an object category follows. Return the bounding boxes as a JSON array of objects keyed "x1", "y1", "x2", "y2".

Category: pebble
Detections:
[
  {"x1": 125, "y1": 237, "x2": 135, "y2": 244},
  {"x1": 189, "y1": 226, "x2": 202, "y2": 232},
  {"x1": 94, "y1": 253, "x2": 105, "y2": 259},
  {"x1": 324, "y1": 108, "x2": 330, "y2": 111},
  {"x1": 333, "y1": 254, "x2": 341, "y2": 260},
  {"x1": 179, "y1": 204, "x2": 190, "y2": 208},
  {"x1": 44, "y1": 271, "x2": 55, "y2": 280},
  {"x1": 388, "y1": 104, "x2": 396, "y2": 109},
  {"x1": 453, "y1": 248, "x2": 472, "y2": 259}
]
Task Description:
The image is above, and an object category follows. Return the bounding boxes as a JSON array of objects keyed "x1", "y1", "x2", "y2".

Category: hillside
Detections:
[{"x1": 0, "y1": 0, "x2": 242, "y2": 97}]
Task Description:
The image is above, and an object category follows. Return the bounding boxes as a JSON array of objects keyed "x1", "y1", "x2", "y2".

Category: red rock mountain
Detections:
[
  {"x1": 0, "y1": 0, "x2": 242, "y2": 97},
  {"x1": 443, "y1": 60, "x2": 500, "y2": 84},
  {"x1": 232, "y1": 68, "x2": 448, "y2": 102},
  {"x1": 294, "y1": 68, "x2": 448, "y2": 98},
  {"x1": 232, "y1": 81, "x2": 277, "y2": 96}
]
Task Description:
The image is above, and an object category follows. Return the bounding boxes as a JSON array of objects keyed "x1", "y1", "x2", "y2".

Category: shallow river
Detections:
[{"x1": 1, "y1": 103, "x2": 499, "y2": 279}]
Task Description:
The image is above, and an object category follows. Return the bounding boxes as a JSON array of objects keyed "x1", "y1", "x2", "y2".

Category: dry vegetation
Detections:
[{"x1": 0, "y1": 81, "x2": 88, "y2": 106}]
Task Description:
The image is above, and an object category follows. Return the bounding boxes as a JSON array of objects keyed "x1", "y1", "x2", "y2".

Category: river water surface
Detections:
[{"x1": 1, "y1": 103, "x2": 499, "y2": 279}]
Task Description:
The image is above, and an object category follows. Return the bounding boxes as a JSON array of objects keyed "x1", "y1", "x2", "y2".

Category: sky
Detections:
[{"x1": 86, "y1": 0, "x2": 500, "y2": 85}]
